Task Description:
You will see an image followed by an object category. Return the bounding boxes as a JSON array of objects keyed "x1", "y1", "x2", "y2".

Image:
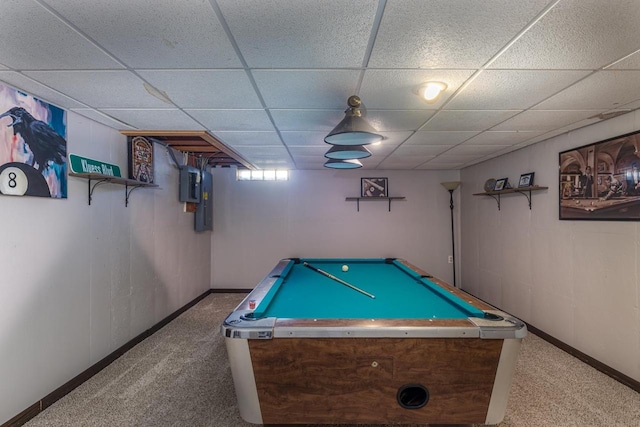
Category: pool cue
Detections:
[
  {"x1": 303, "y1": 262, "x2": 375, "y2": 299},
  {"x1": 363, "y1": 179, "x2": 384, "y2": 192}
]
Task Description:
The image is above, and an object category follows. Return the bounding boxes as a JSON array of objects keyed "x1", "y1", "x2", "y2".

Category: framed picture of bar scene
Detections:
[{"x1": 559, "y1": 130, "x2": 640, "y2": 220}]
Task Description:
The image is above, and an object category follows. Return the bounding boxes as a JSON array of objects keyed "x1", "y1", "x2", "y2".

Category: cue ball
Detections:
[{"x1": 342, "y1": 265, "x2": 349, "y2": 272}]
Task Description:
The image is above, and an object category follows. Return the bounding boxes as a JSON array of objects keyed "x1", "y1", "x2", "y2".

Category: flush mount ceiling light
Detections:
[
  {"x1": 323, "y1": 158, "x2": 363, "y2": 169},
  {"x1": 417, "y1": 82, "x2": 447, "y2": 103},
  {"x1": 324, "y1": 144, "x2": 372, "y2": 160},
  {"x1": 324, "y1": 95, "x2": 382, "y2": 146}
]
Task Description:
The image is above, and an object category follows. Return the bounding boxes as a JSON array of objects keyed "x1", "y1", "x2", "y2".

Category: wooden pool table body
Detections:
[{"x1": 222, "y1": 258, "x2": 526, "y2": 425}]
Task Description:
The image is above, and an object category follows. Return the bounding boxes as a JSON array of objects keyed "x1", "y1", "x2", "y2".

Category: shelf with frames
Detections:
[{"x1": 472, "y1": 185, "x2": 548, "y2": 210}]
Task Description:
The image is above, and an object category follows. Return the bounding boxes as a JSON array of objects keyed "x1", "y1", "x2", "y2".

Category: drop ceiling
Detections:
[{"x1": 1, "y1": 0, "x2": 640, "y2": 170}]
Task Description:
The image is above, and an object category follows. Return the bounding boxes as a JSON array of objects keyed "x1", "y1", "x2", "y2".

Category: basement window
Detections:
[{"x1": 237, "y1": 169, "x2": 289, "y2": 181}]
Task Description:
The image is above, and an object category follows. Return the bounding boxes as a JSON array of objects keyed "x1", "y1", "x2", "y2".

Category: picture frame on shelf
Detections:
[
  {"x1": 493, "y1": 178, "x2": 508, "y2": 191},
  {"x1": 361, "y1": 177, "x2": 388, "y2": 197},
  {"x1": 128, "y1": 136, "x2": 154, "y2": 184},
  {"x1": 518, "y1": 172, "x2": 535, "y2": 188},
  {"x1": 484, "y1": 178, "x2": 496, "y2": 192}
]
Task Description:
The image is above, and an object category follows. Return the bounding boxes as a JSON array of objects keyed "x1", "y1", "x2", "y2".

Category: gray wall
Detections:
[
  {"x1": 0, "y1": 112, "x2": 211, "y2": 425},
  {"x1": 460, "y1": 111, "x2": 640, "y2": 383},
  {"x1": 211, "y1": 169, "x2": 462, "y2": 289}
]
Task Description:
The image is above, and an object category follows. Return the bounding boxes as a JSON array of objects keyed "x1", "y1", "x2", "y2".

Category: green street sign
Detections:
[{"x1": 69, "y1": 154, "x2": 122, "y2": 177}]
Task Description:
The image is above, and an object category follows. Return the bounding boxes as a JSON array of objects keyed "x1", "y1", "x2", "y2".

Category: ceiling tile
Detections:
[
  {"x1": 545, "y1": 117, "x2": 602, "y2": 136},
  {"x1": 45, "y1": 0, "x2": 241, "y2": 68},
  {"x1": 365, "y1": 152, "x2": 397, "y2": 167},
  {"x1": 534, "y1": 71, "x2": 640, "y2": 110},
  {"x1": 491, "y1": 0, "x2": 640, "y2": 69},
  {"x1": 0, "y1": 72, "x2": 86, "y2": 109},
  {"x1": 416, "y1": 160, "x2": 467, "y2": 170},
  {"x1": 463, "y1": 131, "x2": 545, "y2": 145},
  {"x1": 393, "y1": 145, "x2": 451, "y2": 157},
  {"x1": 212, "y1": 131, "x2": 282, "y2": 146},
  {"x1": 271, "y1": 110, "x2": 344, "y2": 132},
  {"x1": 444, "y1": 144, "x2": 510, "y2": 156},
  {"x1": 185, "y1": 109, "x2": 274, "y2": 132},
  {"x1": 367, "y1": 143, "x2": 401, "y2": 157},
  {"x1": 254, "y1": 158, "x2": 295, "y2": 168},
  {"x1": 365, "y1": 110, "x2": 435, "y2": 131},
  {"x1": 138, "y1": 70, "x2": 262, "y2": 109},
  {"x1": 234, "y1": 145, "x2": 289, "y2": 156},
  {"x1": 404, "y1": 131, "x2": 480, "y2": 146},
  {"x1": 431, "y1": 153, "x2": 487, "y2": 164},
  {"x1": 376, "y1": 131, "x2": 413, "y2": 148},
  {"x1": 218, "y1": 0, "x2": 378, "y2": 68},
  {"x1": 98, "y1": 109, "x2": 205, "y2": 130},
  {"x1": 492, "y1": 110, "x2": 599, "y2": 131},
  {"x1": 289, "y1": 146, "x2": 328, "y2": 157},
  {"x1": 233, "y1": 146, "x2": 293, "y2": 168},
  {"x1": 359, "y1": 70, "x2": 474, "y2": 109},
  {"x1": 377, "y1": 156, "x2": 435, "y2": 170},
  {"x1": 369, "y1": 0, "x2": 550, "y2": 68},
  {"x1": 70, "y1": 109, "x2": 136, "y2": 130},
  {"x1": 253, "y1": 70, "x2": 361, "y2": 109},
  {"x1": 448, "y1": 70, "x2": 590, "y2": 110},
  {"x1": 423, "y1": 110, "x2": 520, "y2": 131},
  {"x1": 23, "y1": 71, "x2": 171, "y2": 108},
  {"x1": 474, "y1": 145, "x2": 523, "y2": 162},
  {"x1": 608, "y1": 51, "x2": 640, "y2": 70},
  {"x1": 2, "y1": 1, "x2": 638, "y2": 170},
  {"x1": 614, "y1": 99, "x2": 640, "y2": 111},
  {"x1": 281, "y1": 131, "x2": 327, "y2": 147},
  {"x1": 0, "y1": 0, "x2": 122, "y2": 69}
]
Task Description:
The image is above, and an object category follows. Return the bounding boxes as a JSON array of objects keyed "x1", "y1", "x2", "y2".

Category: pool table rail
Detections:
[
  {"x1": 222, "y1": 258, "x2": 526, "y2": 340},
  {"x1": 398, "y1": 259, "x2": 496, "y2": 311},
  {"x1": 223, "y1": 308, "x2": 525, "y2": 340}
]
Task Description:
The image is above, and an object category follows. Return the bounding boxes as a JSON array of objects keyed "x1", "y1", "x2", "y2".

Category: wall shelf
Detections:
[
  {"x1": 473, "y1": 186, "x2": 548, "y2": 210},
  {"x1": 69, "y1": 172, "x2": 158, "y2": 206},
  {"x1": 346, "y1": 196, "x2": 406, "y2": 212}
]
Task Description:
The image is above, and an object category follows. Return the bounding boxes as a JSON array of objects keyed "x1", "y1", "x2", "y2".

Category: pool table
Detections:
[
  {"x1": 222, "y1": 258, "x2": 526, "y2": 425},
  {"x1": 560, "y1": 196, "x2": 640, "y2": 219}
]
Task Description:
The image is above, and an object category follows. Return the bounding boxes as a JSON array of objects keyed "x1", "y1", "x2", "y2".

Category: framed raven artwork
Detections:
[{"x1": 0, "y1": 84, "x2": 67, "y2": 198}]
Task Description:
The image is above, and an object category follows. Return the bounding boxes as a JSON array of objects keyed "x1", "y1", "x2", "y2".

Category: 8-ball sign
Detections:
[{"x1": 0, "y1": 162, "x2": 51, "y2": 197}]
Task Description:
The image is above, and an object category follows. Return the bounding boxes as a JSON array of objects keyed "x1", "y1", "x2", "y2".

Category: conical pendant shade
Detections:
[
  {"x1": 324, "y1": 96, "x2": 382, "y2": 146},
  {"x1": 323, "y1": 158, "x2": 363, "y2": 169},
  {"x1": 324, "y1": 144, "x2": 372, "y2": 160}
]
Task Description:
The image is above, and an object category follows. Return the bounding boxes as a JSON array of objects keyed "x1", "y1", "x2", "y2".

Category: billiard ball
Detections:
[
  {"x1": 0, "y1": 166, "x2": 28, "y2": 195},
  {"x1": 0, "y1": 162, "x2": 50, "y2": 197},
  {"x1": 342, "y1": 265, "x2": 349, "y2": 272}
]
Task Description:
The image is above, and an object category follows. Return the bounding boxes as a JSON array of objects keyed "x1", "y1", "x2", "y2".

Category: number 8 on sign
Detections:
[{"x1": 0, "y1": 166, "x2": 28, "y2": 195}]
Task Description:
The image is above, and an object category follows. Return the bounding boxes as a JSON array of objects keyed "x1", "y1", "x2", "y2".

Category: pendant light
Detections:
[
  {"x1": 324, "y1": 144, "x2": 372, "y2": 160},
  {"x1": 324, "y1": 95, "x2": 382, "y2": 146},
  {"x1": 323, "y1": 158, "x2": 363, "y2": 169}
]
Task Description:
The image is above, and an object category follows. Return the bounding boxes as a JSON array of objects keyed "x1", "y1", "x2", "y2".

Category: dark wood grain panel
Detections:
[{"x1": 249, "y1": 337, "x2": 503, "y2": 424}]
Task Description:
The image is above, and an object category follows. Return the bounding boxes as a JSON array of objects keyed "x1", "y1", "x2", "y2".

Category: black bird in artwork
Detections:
[{"x1": 0, "y1": 107, "x2": 66, "y2": 172}]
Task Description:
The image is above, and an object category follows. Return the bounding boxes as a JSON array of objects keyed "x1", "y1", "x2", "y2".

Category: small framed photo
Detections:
[
  {"x1": 518, "y1": 172, "x2": 534, "y2": 188},
  {"x1": 361, "y1": 177, "x2": 388, "y2": 197},
  {"x1": 493, "y1": 178, "x2": 508, "y2": 191}
]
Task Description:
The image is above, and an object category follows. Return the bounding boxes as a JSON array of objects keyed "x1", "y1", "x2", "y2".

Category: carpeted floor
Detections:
[{"x1": 24, "y1": 293, "x2": 640, "y2": 427}]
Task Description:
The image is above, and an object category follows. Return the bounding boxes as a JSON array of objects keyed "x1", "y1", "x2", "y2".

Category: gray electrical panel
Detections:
[
  {"x1": 179, "y1": 166, "x2": 201, "y2": 203},
  {"x1": 195, "y1": 170, "x2": 213, "y2": 232}
]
